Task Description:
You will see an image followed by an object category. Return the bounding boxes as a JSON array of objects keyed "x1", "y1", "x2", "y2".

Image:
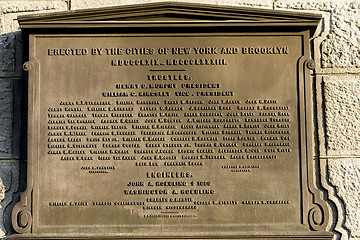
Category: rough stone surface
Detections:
[
  {"x1": 0, "y1": 177, "x2": 5, "y2": 238},
  {"x1": 71, "y1": 0, "x2": 272, "y2": 10},
  {"x1": 0, "y1": 31, "x2": 23, "y2": 77},
  {"x1": 328, "y1": 158, "x2": 360, "y2": 239},
  {"x1": 2, "y1": 13, "x2": 21, "y2": 34},
  {"x1": 0, "y1": 2, "x2": 67, "y2": 76},
  {"x1": 0, "y1": 34, "x2": 16, "y2": 75},
  {"x1": 0, "y1": 1, "x2": 68, "y2": 14},
  {"x1": 323, "y1": 76, "x2": 360, "y2": 152},
  {"x1": 0, "y1": 161, "x2": 21, "y2": 238},
  {"x1": 275, "y1": 0, "x2": 360, "y2": 70},
  {"x1": 0, "y1": 80, "x2": 14, "y2": 159},
  {"x1": 0, "y1": 13, "x2": 3, "y2": 32}
]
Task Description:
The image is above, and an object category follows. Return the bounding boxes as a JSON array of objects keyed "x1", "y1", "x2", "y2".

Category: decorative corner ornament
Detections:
[
  {"x1": 306, "y1": 59, "x2": 316, "y2": 70},
  {"x1": 23, "y1": 61, "x2": 34, "y2": 72},
  {"x1": 309, "y1": 204, "x2": 327, "y2": 231},
  {"x1": 12, "y1": 203, "x2": 32, "y2": 233}
]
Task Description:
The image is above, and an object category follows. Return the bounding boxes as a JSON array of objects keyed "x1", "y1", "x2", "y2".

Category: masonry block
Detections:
[
  {"x1": 0, "y1": 1, "x2": 67, "y2": 14},
  {"x1": 275, "y1": 0, "x2": 360, "y2": 70},
  {"x1": 328, "y1": 158, "x2": 360, "y2": 239},
  {"x1": 0, "y1": 161, "x2": 22, "y2": 238},
  {"x1": 0, "y1": 79, "x2": 23, "y2": 160},
  {"x1": 323, "y1": 76, "x2": 360, "y2": 153}
]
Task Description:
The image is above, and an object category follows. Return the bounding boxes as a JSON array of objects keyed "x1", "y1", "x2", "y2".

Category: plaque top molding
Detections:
[{"x1": 17, "y1": 2, "x2": 321, "y2": 35}]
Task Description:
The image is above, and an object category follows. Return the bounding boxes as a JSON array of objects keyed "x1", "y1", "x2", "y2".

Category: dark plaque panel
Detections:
[
  {"x1": 11, "y1": 3, "x2": 333, "y2": 240},
  {"x1": 38, "y1": 34, "x2": 301, "y2": 230}
]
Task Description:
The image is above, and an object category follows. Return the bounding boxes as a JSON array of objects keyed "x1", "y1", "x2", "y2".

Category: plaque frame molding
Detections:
[{"x1": 11, "y1": 2, "x2": 335, "y2": 239}]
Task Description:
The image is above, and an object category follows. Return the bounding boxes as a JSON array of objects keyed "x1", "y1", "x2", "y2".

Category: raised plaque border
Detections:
[{"x1": 11, "y1": 2, "x2": 333, "y2": 239}]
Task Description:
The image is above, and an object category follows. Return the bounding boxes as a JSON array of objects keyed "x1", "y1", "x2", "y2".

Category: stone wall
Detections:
[{"x1": 0, "y1": 0, "x2": 359, "y2": 239}]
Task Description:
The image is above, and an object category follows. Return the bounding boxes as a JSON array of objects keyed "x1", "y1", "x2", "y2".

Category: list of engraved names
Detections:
[{"x1": 39, "y1": 36, "x2": 301, "y2": 223}]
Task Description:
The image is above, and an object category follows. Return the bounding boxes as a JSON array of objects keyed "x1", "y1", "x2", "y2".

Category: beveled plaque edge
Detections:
[
  {"x1": 17, "y1": 2, "x2": 322, "y2": 23},
  {"x1": 12, "y1": 2, "x2": 334, "y2": 238},
  {"x1": 16, "y1": 2, "x2": 321, "y2": 38}
]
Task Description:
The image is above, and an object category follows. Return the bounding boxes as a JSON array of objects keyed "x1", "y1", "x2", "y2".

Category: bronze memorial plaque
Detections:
[{"x1": 11, "y1": 3, "x2": 334, "y2": 239}]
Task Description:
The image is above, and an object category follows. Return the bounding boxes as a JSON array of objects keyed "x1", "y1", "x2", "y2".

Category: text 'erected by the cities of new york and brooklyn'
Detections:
[{"x1": 43, "y1": 37, "x2": 297, "y2": 225}]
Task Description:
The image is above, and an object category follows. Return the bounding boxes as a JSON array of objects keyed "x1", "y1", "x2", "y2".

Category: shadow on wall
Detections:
[
  {"x1": 0, "y1": 31, "x2": 26, "y2": 160},
  {"x1": 0, "y1": 30, "x2": 27, "y2": 238},
  {"x1": 0, "y1": 162, "x2": 27, "y2": 238}
]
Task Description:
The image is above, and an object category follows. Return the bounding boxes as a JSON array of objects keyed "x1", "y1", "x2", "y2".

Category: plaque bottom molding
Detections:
[{"x1": 9, "y1": 232, "x2": 334, "y2": 240}]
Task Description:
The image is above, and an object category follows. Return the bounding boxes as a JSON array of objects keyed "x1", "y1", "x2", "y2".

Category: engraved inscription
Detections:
[{"x1": 41, "y1": 35, "x2": 300, "y2": 226}]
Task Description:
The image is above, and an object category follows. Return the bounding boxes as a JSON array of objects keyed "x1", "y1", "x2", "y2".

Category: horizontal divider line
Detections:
[
  {"x1": 149, "y1": 69, "x2": 187, "y2": 72},
  {"x1": 318, "y1": 155, "x2": 360, "y2": 159}
]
